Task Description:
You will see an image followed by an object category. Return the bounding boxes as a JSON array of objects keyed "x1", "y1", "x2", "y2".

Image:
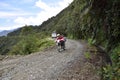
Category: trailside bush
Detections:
[
  {"x1": 9, "y1": 35, "x2": 39, "y2": 55},
  {"x1": 103, "y1": 44, "x2": 120, "y2": 80}
]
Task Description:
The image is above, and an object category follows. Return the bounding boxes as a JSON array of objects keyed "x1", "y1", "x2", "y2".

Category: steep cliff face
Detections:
[
  {"x1": 67, "y1": 0, "x2": 120, "y2": 48},
  {"x1": 80, "y1": 0, "x2": 120, "y2": 51}
]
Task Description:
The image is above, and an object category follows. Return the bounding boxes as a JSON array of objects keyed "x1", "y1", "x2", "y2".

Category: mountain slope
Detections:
[{"x1": 0, "y1": 30, "x2": 13, "y2": 36}]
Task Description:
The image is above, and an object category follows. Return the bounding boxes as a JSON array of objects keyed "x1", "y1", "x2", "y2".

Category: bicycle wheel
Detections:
[
  {"x1": 57, "y1": 42, "x2": 61, "y2": 52},
  {"x1": 57, "y1": 45, "x2": 61, "y2": 52}
]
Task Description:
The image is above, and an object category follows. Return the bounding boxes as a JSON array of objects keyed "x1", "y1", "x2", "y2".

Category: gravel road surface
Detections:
[{"x1": 0, "y1": 39, "x2": 97, "y2": 80}]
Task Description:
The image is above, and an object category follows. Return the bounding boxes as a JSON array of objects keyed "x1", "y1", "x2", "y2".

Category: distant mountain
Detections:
[{"x1": 0, "y1": 30, "x2": 13, "y2": 36}]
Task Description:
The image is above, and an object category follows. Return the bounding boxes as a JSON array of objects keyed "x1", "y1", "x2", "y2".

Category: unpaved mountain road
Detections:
[{"x1": 0, "y1": 39, "x2": 100, "y2": 80}]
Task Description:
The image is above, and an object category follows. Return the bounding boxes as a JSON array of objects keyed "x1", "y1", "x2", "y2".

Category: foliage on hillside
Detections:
[
  {"x1": 102, "y1": 44, "x2": 120, "y2": 80},
  {"x1": 0, "y1": 36, "x2": 21, "y2": 55}
]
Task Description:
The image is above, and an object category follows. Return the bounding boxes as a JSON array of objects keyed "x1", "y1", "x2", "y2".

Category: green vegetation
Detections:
[
  {"x1": 103, "y1": 44, "x2": 120, "y2": 80},
  {"x1": 84, "y1": 52, "x2": 91, "y2": 59},
  {"x1": 0, "y1": 36, "x2": 21, "y2": 55},
  {"x1": 87, "y1": 38, "x2": 96, "y2": 46},
  {"x1": 9, "y1": 36, "x2": 54, "y2": 55}
]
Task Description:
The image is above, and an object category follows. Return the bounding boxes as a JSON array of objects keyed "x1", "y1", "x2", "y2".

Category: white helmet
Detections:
[{"x1": 57, "y1": 34, "x2": 60, "y2": 36}]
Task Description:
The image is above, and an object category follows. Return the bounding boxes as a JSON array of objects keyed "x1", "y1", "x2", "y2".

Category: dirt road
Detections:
[{"x1": 0, "y1": 39, "x2": 100, "y2": 80}]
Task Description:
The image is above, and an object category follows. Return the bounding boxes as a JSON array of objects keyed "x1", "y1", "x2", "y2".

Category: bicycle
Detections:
[{"x1": 57, "y1": 41, "x2": 65, "y2": 52}]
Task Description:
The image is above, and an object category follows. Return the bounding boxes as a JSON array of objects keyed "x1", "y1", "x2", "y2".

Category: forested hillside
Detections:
[
  {"x1": 0, "y1": 0, "x2": 119, "y2": 79},
  {"x1": 0, "y1": 26, "x2": 54, "y2": 55}
]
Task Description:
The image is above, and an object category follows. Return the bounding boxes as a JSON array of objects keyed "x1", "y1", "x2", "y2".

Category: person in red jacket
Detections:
[
  {"x1": 55, "y1": 34, "x2": 66, "y2": 50},
  {"x1": 56, "y1": 34, "x2": 64, "y2": 42}
]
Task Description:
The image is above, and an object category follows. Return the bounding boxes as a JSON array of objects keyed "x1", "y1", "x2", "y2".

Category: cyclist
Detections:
[{"x1": 55, "y1": 34, "x2": 66, "y2": 51}]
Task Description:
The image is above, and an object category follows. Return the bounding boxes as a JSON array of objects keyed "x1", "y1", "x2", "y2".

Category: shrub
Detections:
[
  {"x1": 88, "y1": 38, "x2": 96, "y2": 46},
  {"x1": 9, "y1": 34, "x2": 54, "y2": 55},
  {"x1": 84, "y1": 52, "x2": 91, "y2": 59},
  {"x1": 103, "y1": 44, "x2": 120, "y2": 80}
]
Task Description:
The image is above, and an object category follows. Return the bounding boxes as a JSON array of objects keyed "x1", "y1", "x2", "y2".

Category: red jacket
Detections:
[{"x1": 56, "y1": 36, "x2": 64, "y2": 42}]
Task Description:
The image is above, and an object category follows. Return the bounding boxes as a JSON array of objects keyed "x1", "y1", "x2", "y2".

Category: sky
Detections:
[{"x1": 0, "y1": 0, "x2": 73, "y2": 31}]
